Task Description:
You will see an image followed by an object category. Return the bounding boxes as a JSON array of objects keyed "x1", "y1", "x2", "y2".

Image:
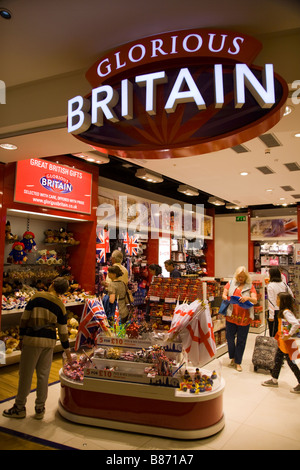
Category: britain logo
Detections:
[{"x1": 40, "y1": 174, "x2": 73, "y2": 194}]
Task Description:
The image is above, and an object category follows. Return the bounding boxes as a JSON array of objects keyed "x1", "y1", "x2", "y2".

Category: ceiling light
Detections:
[
  {"x1": 135, "y1": 168, "x2": 164, "y2": 183},
  {"x1": 294, "y1": 133, "x2": 300, "y2": 138},
  {"x1": 0, "y1": 143, "x2": 17, "y2": 150},
  {"x1": 208, "y1": 196, "x2": 225, "y2": 206},
  {"x1": 226, "y1": 203, "x2": 240, "y2": 209},
  {"x1": 177, "y1": 185, "x2": 199, "y2": 196},
  {"x1": 72, "y1": 151, "x2": 110, "y2": 164},
  {"x1": 240, "y1": 171, "x2": 248, "y2": 176},
  {"x1": 266, "y1": 189, "x2": 273, "y2": 192},
  {"x1": 0, "y1": 8, "x2": 12, "y2": 19},
  {"x1": 283, "y1": 106, "x2": 293, "y2": 116}
]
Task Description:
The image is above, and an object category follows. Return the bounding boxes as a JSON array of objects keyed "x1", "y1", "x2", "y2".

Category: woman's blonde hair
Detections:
[{"x1": 233, "y1": 266, "x2": 251, "y2": 284}]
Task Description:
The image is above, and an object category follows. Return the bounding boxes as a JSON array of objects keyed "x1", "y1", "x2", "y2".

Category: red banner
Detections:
[{"x1": 14, "y1": 158, "x2": 92, "y2": 214}]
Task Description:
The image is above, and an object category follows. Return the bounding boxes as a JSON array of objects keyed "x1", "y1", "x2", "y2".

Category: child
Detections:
[{"x1": 262, "y1": 292, "x2": 300, "y2": 393}]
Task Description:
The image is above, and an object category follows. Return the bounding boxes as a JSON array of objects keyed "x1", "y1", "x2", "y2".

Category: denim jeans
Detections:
[{"x1": 226, "y1": 321, "x2": 250, "y2": 365}]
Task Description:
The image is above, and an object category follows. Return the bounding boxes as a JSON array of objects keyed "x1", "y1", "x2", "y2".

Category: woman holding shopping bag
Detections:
[{"x1": 222, "y1": 266, "x2": 257, "y2": 372}]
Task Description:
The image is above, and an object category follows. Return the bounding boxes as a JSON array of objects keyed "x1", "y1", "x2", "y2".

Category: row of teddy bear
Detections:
[
  {"x1": 6, "y1": 222, "x2": 80, "y2": 264},
  {"x1": 6, "y1": 221, "x2": 80, "y2": 246}
]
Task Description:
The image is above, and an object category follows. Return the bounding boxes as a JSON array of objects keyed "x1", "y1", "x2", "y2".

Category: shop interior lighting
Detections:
[
  {"x1": 7, "y1": 209, "x2": 88, "y2": 222},
  {"x1": 283, "y1": 106, "x2": 293, "y2": 116},
  {"x1": 135, "y1": 168, "x2": 164, "y2": 183},
  {"x1": 177, "y1": 185, "x2": 199, "y2": 196},
  {"x1": 226, "y1": 203, "x2": 241, "y2": 210},
  {"x1": 72, "y1": 151, "x2": 110, "y2": 164},
  {"x1": 240, "y1": 171, "x2": 249, "y2": 176},
  {"x1": 294, "y1": 133, "x2": 300, "y2": 138},
  {"x1": 0, "y1": 8, "x2": 12, "y2": 19},
  {"x1": 208, "y1": 196, "x2": 225, "y2": 206},
  {"x1": 0, "y1": 143, "x2": 17, "y2": 150}
]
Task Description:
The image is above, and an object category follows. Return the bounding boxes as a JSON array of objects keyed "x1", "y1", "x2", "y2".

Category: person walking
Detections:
[
  {"x1": 3, "y1": 277, "x2": 72, "y2": 419},
  {"x1": 222, "y1": 266, "x2": 257, "y2": 372},
  {"x1": 262, "y1": 292, "x2": 300, "y2": 393},
  {"x1": 267, "y1": 267, "x2": 294, "y2": 337}
]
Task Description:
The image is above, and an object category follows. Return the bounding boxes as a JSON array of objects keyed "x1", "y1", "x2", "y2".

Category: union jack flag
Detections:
[
  {"x1": 114, "y1": 301, "x2": 120, "y2": 324},
  {"x1": 75, "y1": 298, "x2": 108, "y2": 350},
  {"x1": 96, "y1": 229, "x2": 110, "y2": 263},
  {"x1": 122, "y1": 232, "x2": 139, "y2": 256}
]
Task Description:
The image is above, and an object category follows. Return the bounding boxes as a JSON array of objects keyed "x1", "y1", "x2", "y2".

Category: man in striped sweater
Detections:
[{"x1": 3, "y1": 277, "x2": 72, "y2": 420}]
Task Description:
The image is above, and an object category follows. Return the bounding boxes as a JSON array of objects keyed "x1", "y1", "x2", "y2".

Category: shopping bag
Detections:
[{"x1": 219, "y1": 299, "x2": 230, "y2": 315}]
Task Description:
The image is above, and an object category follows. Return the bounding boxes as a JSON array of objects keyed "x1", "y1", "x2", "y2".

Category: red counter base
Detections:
[{"x1": 58, "y1": 374, "x2": 225, "y2": 440}]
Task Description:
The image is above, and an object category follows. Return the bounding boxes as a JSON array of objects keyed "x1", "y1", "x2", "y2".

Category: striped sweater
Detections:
[{"x1": 19, "y1": 292, "x2": 70, "y2": 350}]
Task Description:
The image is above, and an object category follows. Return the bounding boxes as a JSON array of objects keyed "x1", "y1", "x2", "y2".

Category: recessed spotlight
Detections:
[
  {"x1": 294, "y1": 133, "x2": 300, "y2": 138},
  {"x1": 0, "y1": 143, "x2": 17, "y2": 150},
  {"x1": 266, "y1": 189, "x2": 273, "y2": 192},
  {"x1": 177, "y1": 184, "x2": 199, "y2": 196},
  {"x1": 283, "y1": 106, "x2": 293, "y2": 116},
  {"x1": 240, "y1": 171, "x2": 248, "y2": 176},
  {"x1": 0, "y1": 8, "x2": 12, "y2": 20}
]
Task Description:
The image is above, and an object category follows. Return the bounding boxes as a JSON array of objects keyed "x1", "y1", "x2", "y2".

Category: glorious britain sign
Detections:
[{"x1": 68, "y1": 29, "x2": 288, "y2": 159}]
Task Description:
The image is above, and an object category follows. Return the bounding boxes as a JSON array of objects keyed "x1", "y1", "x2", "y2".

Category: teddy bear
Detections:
[
  {"x1": 8, "y1": 242, "x2": 27, "y2": 264},
  {"x1": 5, "y1": 221, "x2": 18, "y2": 242},
  {"x1": 21, "y1": 231, "x2": 37, "y2": 252},
  {"x1": 36, "y1": 249, "x2": 48, "y2": 264},
  {"x1": 58, "y1": 227, "x2": 68, "y2": 243},
  {"x1": 47, "y1": 250, "x2": 63, "y2": 265},
  {"x1": 44, "y1": 229, "x2": 54, "y2": 244}
]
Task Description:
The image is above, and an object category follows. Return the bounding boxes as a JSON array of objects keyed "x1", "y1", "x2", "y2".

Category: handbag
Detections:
[{"x1": 219, "y1": 299, "x2": 230, "y2": 316}]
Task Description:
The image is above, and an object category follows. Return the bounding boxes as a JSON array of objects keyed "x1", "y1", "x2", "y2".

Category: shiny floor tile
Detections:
[{"x1": 0, "y1": 333, "x2": 300, "y2": 450}]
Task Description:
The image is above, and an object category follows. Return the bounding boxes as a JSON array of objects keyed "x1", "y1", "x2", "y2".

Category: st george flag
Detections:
[
  {"x1": 122, "y1": 232, "x2": 139, "y2": 256},
  {"x1": 169, "y1": 300, "x2": 216, "y2": 366},
  {"x1": 75, "y1": 298, "x2": 109, "y2": 350},
  {"x1": 96, "y1": 229, "x2": 110, "y2": 263}
]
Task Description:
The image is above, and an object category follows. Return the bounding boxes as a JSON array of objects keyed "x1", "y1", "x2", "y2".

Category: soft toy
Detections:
[
  {"x1": 8, "y1": 242, "x2": 27, "y2": 264},
  {"x1": 66, "y1": 232, "x2": 80, "y2": 245},
  {"x1": 59, "y1": 227, "x2": 68, "y2": 243},
  {"x1": 44, "y1": 229, "x2": 54, "y2": 243},
  {"x1": 47, "y1": 250, "x2": 63, "y2": 265},
  {"x1": 5, "y1": 221, "x2": 18, "y2": 242},
  {"x1": 21, "y1": 231, "x2": 37, "y2": 252},
  {"x1": 36, "y1": 249, "x2": 48, "y2": 264}
]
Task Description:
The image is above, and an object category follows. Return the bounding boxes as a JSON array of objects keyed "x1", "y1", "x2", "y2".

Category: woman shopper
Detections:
[
  {"x1": 106, "y1": 265, "x2": 129, "y2": 324},
  {"x1": 267, "y1": 267, "x2": 294, "y2": 337},
  {"x1": 262, "y1": 292, "x2": 300, "y2": 393},
  {"x1": 222, "y1": 266, "x2": 257, "y2": 372}
]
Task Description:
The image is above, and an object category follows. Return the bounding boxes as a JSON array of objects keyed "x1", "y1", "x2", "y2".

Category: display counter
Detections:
[{"x1": 58, "y1": 335, "x2": 225, "y2": 439}]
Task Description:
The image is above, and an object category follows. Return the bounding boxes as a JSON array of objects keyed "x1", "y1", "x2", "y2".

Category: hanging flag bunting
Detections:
[
  {"x1": 96, "y1": 229, "x2": 110, "y2": 263},
  {"x1": 168, "y1": 300, "x2": 216, "y2": 366},
  {"x1": 122, "y1": 232, "x2": 139, "y2": 256}
]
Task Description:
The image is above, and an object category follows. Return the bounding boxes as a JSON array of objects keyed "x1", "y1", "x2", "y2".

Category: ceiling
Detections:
[{"x1": 1, "y1": 0, "x2": 300, "y2": 210}]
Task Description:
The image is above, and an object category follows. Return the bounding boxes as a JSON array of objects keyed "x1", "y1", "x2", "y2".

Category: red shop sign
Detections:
[
  {"x1": 68, "y1": 29, "x2": 288, "y2": 160},
  {"x1": 14, "y1": 158, "x2": 92, "y2": 214}
]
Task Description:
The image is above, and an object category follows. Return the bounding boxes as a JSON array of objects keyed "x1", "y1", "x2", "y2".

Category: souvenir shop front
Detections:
[{"x1": 0, "y1": 24, "x2": 292, "y2": 439}]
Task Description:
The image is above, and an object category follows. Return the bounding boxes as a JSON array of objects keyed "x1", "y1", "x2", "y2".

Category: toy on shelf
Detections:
[
  {"x1": 36, "y1": 249, "x2": 48, "y2": 264},
  {"x1": 21, "y1": 231, "x2": 37, "y2": 252},
  {"x1": 7, "y1": 242, "x2": 28, "y2": 264},
  {"x1": 5, "y1": 221, "x2": 18, "y2": 242},
  {"x1": 47, "y1": 250, "x2": 63, "y2": 264}
]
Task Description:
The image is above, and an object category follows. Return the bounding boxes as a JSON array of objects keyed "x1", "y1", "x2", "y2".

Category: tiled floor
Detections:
[{"x1": 0, "y1": 333, "x2": 300, "y2": 450}]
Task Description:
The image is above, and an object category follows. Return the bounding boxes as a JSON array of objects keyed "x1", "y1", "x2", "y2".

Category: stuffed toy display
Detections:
[{"x1": 21, "y1": 231, "x2": 37, "y2": 252}]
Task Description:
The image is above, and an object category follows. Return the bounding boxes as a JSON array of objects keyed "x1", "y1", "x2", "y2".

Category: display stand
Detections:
[{"x1": 58, "y1": 335, "x2": 225, "y2": 439}]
